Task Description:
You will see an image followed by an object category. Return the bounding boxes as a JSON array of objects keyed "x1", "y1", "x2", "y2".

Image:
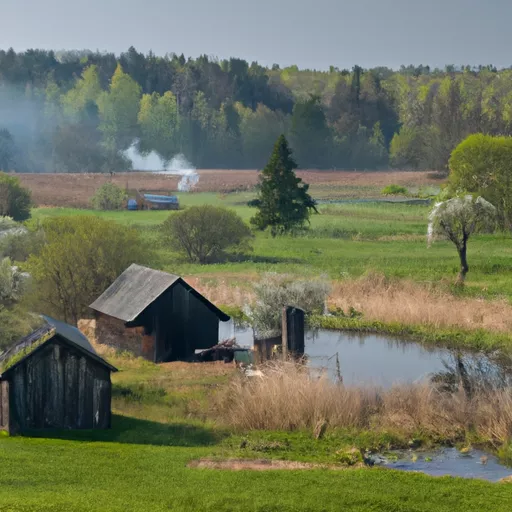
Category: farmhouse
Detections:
[
  {"x1": 0, "y1": 316, "x2": 117, "y2": 434},
  {"x1": 89, "y1": 264, "x2": 230, "y2": 362}
]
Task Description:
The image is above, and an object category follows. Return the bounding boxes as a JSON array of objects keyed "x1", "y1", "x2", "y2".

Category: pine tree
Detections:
[{"x1": 250, "y1": 135, "x2": 317, "y2": 236}]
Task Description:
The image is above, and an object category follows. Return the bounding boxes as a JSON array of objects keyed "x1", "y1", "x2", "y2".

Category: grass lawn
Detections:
[
  {"x1": 33, "y1": 193, "x2": 512, "y2": 300},
  {"x1": 1, "y1": 358, "x2": 511, "y2": 512},
  {"x1": 2, "y1": 434, "x2": 512, "y2": 512}
]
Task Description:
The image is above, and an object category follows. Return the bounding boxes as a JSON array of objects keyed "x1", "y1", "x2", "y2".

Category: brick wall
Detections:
[{"x1": 89, "y1": 313, "x2": 155, "y2": 360}]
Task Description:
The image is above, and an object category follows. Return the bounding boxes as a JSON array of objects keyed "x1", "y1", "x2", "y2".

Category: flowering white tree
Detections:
[
  {"x1": 428, "y1": 195, "x2": 496, "y2": 284},
  {"x1": 0, "y1": 257, "x2": 28, "y2": 306}
]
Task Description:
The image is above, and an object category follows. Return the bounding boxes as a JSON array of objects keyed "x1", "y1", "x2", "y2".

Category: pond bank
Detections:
[{"x1": 309, "y1": 314, "x2": 512, "y2": 353}]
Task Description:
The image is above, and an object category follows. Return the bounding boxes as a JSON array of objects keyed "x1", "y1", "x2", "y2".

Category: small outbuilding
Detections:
[
  {"x1": 0, "y1": 316, "x2": 117, "y2": 434},
  {"x1": 127, "y1": 190, "x2": 179, "y2": 211},
  {"x1": 89, "y1": 264, "x2": 230, "y2": 362}
]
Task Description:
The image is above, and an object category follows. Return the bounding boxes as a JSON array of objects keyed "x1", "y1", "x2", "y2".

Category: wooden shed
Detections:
[
  {"x1": 0, "y1": 317, "x2": 117, "y2": 434},
  {"x1": 89, "y1": 264, "x2": 230, "y2": 363}
]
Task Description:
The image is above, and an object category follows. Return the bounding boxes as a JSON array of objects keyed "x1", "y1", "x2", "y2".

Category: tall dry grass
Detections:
[
  {"x1": 190, "y1": 273, "x2": 512, "y2": 334},
  {"x1": 216, "y1": 361, "x2": 512, "y2": 445},
  {"x1": 330, "y1": 273, "x2": 512, "y2": 333}
]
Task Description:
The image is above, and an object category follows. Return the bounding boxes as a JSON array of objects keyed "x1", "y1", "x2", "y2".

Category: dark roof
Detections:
[
  {"x1": 89, "y1": 264, "x2": 229, "y2": 322},
  {"x1": 0, "y1": 317, "x2": 117, "y2": 378},
  {"x1": 42, "y1": 315, "x2": 97, "y2": 355}
]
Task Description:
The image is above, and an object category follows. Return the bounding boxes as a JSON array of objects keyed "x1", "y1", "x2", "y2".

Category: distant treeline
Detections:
[{"x1": 0, "y1": 47, "x2": 509, "y2": 172}]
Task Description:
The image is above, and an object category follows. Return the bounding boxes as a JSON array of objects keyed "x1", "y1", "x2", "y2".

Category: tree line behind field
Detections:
[{"x1": 0, "y1": 47, "x2": 510, "y2": 172}]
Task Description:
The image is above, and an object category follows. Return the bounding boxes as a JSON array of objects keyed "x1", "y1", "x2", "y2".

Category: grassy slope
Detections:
[
  {"x1": 2, "y1": 436, "x2": 512, "y2": 512},
  {"x1": 1, "y1": 358, "x2": 512, "y2": 512},
  {"x1": 34, "y1": 192, "x2": 512, "y2": 299}
]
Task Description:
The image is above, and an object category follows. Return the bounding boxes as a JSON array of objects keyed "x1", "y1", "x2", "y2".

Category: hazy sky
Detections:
[{"x1": 1, "y1": 0, "x2": 510, "y2": 70}]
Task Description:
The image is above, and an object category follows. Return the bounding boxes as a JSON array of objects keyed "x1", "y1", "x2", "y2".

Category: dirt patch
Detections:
[
  {"x1": 188, "y1": 458, "x2": 346, "y2": 471},
  {"x1": 17, "y1": 170, "x2": 443, "y2": 208}
]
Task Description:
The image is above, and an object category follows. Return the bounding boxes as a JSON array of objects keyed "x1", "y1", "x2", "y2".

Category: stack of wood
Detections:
[{"x1": 195, "y1": 339, "x2": 246, "y2": 363}]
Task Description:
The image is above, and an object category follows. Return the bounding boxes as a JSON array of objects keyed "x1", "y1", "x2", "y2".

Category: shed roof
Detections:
[
  {"x1": 0, "y1": 317, "x2": 117, "y2": 378},
  {"x1": 89, "y1": 264, "x2": 229, "y2": 322}
]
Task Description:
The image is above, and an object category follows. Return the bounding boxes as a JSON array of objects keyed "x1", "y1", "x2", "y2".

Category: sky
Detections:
[{"x1": 1, "y1": 0, "x2": 511, "y2": 70}]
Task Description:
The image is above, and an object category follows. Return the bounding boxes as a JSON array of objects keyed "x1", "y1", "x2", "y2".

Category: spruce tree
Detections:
[{"x1": 250, "y1": 135, "x2": 317, "y2": 236}]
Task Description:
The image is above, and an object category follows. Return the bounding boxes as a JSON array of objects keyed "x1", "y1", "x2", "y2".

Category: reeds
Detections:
[
  {"x1": 192, "y1": 273, "x2": 512, "y2": 334},
  {"x1": 216, "y1": 361, "x2": 512, "y2": 445},
  {"x1": 330, "y1": 273, "x2": 512, "y2": 333}
]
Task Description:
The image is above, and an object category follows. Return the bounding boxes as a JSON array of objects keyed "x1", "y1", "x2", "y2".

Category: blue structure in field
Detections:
[
  {"x1": 127, "y1": 191, "x2": 180, "y2": 210},
  {"x1": 143, "y1": 194, "x2": 179, "y2": 206}
]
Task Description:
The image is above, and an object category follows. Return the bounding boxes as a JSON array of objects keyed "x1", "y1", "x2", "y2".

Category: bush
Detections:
[
  {"x1": 449, "y1": 134, "x2": 512, "y2": 229},
  {"x1": 0, "y1": 172, "x2": 32, "y2": 221},
  {"x1": 0, "y1": 218, "x2": 44, "y2": 262},
  {"x1": 27, "y1": 216, "x2": 150, "y2": 324},
  {"x1": 163, "y1": 205, "x2": 253, "y2": 264},
  {"x1": 0, "y1": 306, "x2": 42, "y2": 350},
  {"x1": 247, "y1": 273, "x2": 330, "y2": 338},
  {"x1": 381, "y1": 184, "x2": 408, "y2": 196},
  {"x1": 90, "y1": 182, "x2": 126, "y2": 210}
]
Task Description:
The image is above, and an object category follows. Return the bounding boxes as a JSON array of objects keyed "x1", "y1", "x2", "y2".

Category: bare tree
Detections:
[{"x1": 428, "y1": 195, "x2": 496, "y2": 284}]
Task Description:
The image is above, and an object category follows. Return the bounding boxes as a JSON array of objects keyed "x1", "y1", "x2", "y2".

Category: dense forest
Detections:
[{"x1": 0, "y1": 47, "x2": 510, "y2": 172}]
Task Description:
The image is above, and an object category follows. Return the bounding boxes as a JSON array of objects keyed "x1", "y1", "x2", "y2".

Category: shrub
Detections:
[
  {"x1": 449, "y1": 134, "x2": 512, "y2": 229},
  {"x1": 0, "y1": 218, "x2": 44, "y2": 262},
  {"x1": 381, "y1": 184, "x2": 408, "y2": 196},
  {"x1": 247, "y1": 274, "x2": 330, "y2": 338},
  {"x1": 90, "y1": 182, "x2": 126, "y2": 210},
  {"x1": 27, "y1": 216, "x2": 150, "y2": 324},
  {"x1": 0, "y1": 306, "x2": 42, "y2": 350},
  {"x1": 163, "y1": 205, "x2": 253, "y2": 264},
  {"x1": 0, "y1": 257, "x2": 28, "y2": 306},
  {"x1": 0, "y1": 172, "x2": 32, "y2": 221}
]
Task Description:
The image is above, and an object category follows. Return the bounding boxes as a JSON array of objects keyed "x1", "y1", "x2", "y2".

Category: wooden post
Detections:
[
  {"x1": 0, "y1": 380, "x2": 10, "y2": 433},
  {"x1": 282, "y1": 306, "x2": 305, "y2": 358},
  {"x1": 281, "y1": 308, "x2": 288, "y2": 360}
]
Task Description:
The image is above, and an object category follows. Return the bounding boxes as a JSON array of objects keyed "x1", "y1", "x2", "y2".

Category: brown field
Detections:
[{"x1": 16, "y1": 170, "x2": 444, "y2": 207}]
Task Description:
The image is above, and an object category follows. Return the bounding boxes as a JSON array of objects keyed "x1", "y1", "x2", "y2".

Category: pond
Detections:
[
  {"x1": 218, "y1": 322, "x2": 512, "y2": 388},
  {"x1": 218, "y1": 322, "x2": 512, "y2": 480},
  {"x1": 373, "y1": 448, "x2": 512, "y2": 482}
]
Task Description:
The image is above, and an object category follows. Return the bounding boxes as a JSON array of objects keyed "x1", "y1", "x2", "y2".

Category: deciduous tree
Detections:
[
  {"x1": 27, "y1": 216, "x2": 149, "y2": 323},
  {"x1": 428, "y1": 195, "x2": 496, "y2": 284}
]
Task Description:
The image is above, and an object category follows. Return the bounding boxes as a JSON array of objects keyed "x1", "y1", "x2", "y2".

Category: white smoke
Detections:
[{"x1": 123, "y1": 141, "x2": 199, "y2": 192}]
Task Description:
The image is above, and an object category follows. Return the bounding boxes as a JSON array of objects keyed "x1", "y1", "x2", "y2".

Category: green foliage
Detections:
[
  {"x1": 449, "y1": 134, "x2": 512, "y2": 229},
  {"x1": 32, "y1": 196, "x2": 512, "y2": 302},
  {"x1": 1, "y1": 327, "x2": 54, "y2": 371},
  {"x1": 381, "y1": 184, "x2": 408, "y2": 196},
  {"x1": 0, "y1": 173, "x2": 32, "y2": 221},
  {"x1": 290, "y1": 95, "x2": 331, "y2": 168},
  {"x1": 250, "y1": 135, "x2": 317, "y2": 236},
  {"x1": 162, "y1": 205, "x2": 253, "y2": 264},
  {"x1": 138, "y1": 91, "x2": 179, "y2": 160},
  {"x1": 61, "y1": 65, "x2": 102, "y2": 120},
  {"x1": 0, "y1": 257, "x2": 28, "y2": 306},
  {"x1": 0, "y1": 221, "x2": 45, "y2": 262},
  {"x1": 0, "y1": 129, "x2": 15, "y2": 171},
  {"x1": 90, "y1": 182, "x2": 126, "y2": 211},
  {"x1": 248, "y1": 273, "x2": 330, "y2": 337},
  {"x1": 0, "y1": 306, "x2": 42, "y2": 350},
  {"x1": 26, "y1": 215, "x2": 150, "y2": 324},
  {"x1": 98, "y1": 64, "x2": 142, "y2": 150},
  {"x1": 389, "y1": 126, "x2": 424, "y2": 168}
]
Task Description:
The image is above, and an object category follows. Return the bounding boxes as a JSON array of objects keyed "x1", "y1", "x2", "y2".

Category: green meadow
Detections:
[{"x1": 34, "y1": 192, "x2": 512, "y2": 299}]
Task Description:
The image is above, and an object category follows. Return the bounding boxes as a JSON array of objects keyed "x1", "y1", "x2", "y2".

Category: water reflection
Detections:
[{"x1": 218, "y1": 321, "x2": 512, "y2": 389}]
